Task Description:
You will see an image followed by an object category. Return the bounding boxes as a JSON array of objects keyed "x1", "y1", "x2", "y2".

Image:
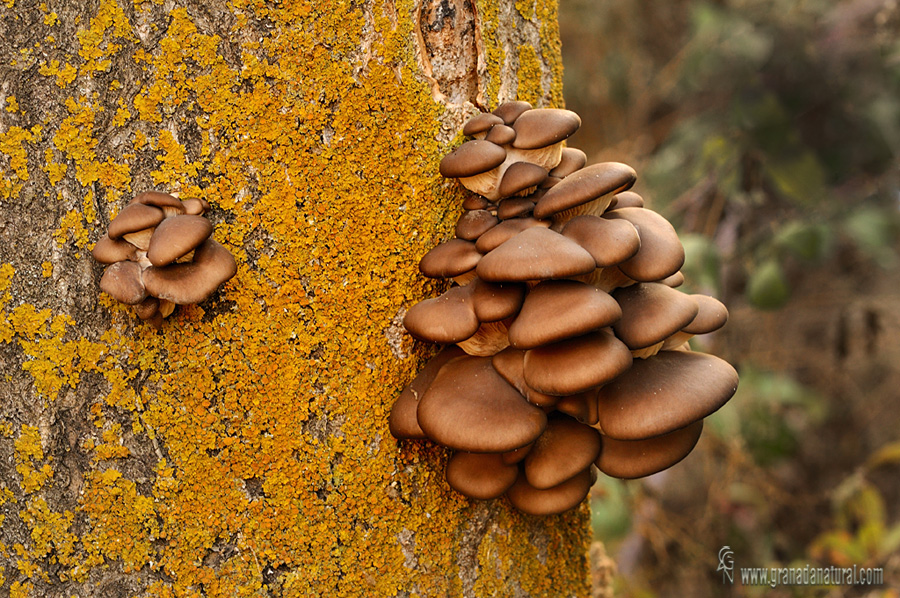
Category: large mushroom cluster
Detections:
[
  {"x1": 91, "y1": 191, "x2": 237, "y2": 327},
  {"x1": 390, "y1": 102, "x2": 739, "y2": 516}
]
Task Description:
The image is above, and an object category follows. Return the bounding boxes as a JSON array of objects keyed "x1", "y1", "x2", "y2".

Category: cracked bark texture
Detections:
[{"x1": 0, "y1": 0, "x2": 592, "y2": 596}]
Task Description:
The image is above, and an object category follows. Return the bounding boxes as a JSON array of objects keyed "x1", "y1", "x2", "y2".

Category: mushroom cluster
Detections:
[
  {"x1": 390, "y1": 102, "x2": 739, "y2": 515},
  {"x1": 91, "y1": 191, "x2": 237, "y2": 327}
]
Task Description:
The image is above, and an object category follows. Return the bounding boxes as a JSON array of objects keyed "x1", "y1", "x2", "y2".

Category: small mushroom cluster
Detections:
[
  {"x1": 91, "y1": 191, "x2": 237, "y2": 327},
  {"x1": 390, "y1": 102, "x2": 739, "y2": 516}
]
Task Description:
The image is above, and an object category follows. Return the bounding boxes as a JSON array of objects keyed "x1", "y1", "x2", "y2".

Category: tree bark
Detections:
[{"x1": 0, "y1": 0, "x2": 595, "y2": 596}]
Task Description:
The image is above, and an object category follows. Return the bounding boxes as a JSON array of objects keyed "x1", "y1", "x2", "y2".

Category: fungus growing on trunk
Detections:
[
  {"x1": 91, "y1": 191, "x2": 237, "y2": 327},
  {"x1": 389, "y1": 103, "x2": 739, "y2": 515}
]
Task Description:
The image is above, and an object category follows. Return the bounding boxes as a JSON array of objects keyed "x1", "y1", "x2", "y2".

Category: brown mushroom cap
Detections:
[
  {"x1": 658, "y1": 271, "x2": 685, "y2": 288},
  {"x1": 492, "y1": 100, "x2": 532, "y2": 124},
  {"x1": 476, "y1": 227, "x2": 597, "y2": 282},
  {"x1": 594, "y1": 350, "x2": 739, "y2": 440},
  {"x1": 455, "y1": 210, "x2": 499, "y2": 241},
  {"x1": 560, "y1": 215, "x2": 641, "y2": 267},
  {"x1": 417, "y1": 355, "x2": 548, "y2": 452},
  {"x1": 403, "y1": 285, "x2": 479, "y2": 344},
  {"x1": 439, "y1": 140, "x2": 507, "y2": 178},
  {"x1": 131, "y1": 190, "x2": 186, "y2": 217},
  {"x1": 533, "y1": 162, "x2": 637, "y2": 220},
  {"x1": 549, "y1": 147, "x2": 587, "y2": 178},
  {"x1": 596, "y1": 419, "x2": 703, "y2": 479},
  {"x1": 502, "y1": 443, "x2": 533, "y2": 465},
  {"x1": 470, "y1": 278, "x2": 526, "y2": 322},
  {"x1": 142, "y1": 239, "x2": 237, "y2": 305},
  {"x1": 495, "y1": 197, "x2": 536, "y2": 220},
  {"x1": 181, "y1": 197, "x2": 210, "y2": 215},
  {"x1": 389, "y1": 345, "x2": 467, "y2": 440},
  {"x1": 612, "y1": 283, "x2": 700, "y2": 351},
  {"x1": 683, "y1": 294, "x2": 729, "y2": 335},
  {"x1": 511, "y1": 109, "x2": 581, "y2": 150},
  {"x1": 506, "y1": 466, "x2": 593, "y2": 516},
  {"x1": 446, "y1": 451, "x2": 520, "y2": 499},
  {"x1": 608, "y1": 191, "x2": 644, "y2": 210},
  {"x1": 491, "y1": 347, "x2": 561, "y2": 408},
  {"x1": 462, "y1": 195, "x2": 492, "y2": 211},
  {"x1": 523, "y1": 329, "x2": 633, "y2": 396},
  {"x1": 475, "y1": 217, "x2": 550, "y2": 253},
  {"x1": 498, "y1": 162, "x2": 548, "y2": 198},
  {"x1": 485, "y1": 124, "x2": 517, "y2": 145},
  {"x1": 133, "y1": 296, "x2": 160, "y2": 320},
  {"x1": 91, "y1": 234, "x2": 138, "y2": 264},
  {"x1": 462, "y1": 113, "x2": 504, "y2": 137},
  {"x1": 540, "y1": 176, "x2": 562, "y2": 189},
  {"x1": 555, "y1": 389, "x2": 601, "y2": 425},
  {"x1": 508, "y1": 280, "x2": 622, "y2": 349},
  {"x1": 604, "y1": 207, "x2": 685, "y2": 282},
  {"x1": 107, "y1": 203, "x2": 165, "y2": 239},
  {"x1": 419, "y1": 239, "x2": 482, "y2": 279},
  {"x1": 147, "y1": 214, "x2": 214, "y2": 267},
  {"x1": 524, "y1": 414, "x2": 602, "y2": 489},
  {"x1": 99, "y1": 261, "x2": 147, "y2": 305}
]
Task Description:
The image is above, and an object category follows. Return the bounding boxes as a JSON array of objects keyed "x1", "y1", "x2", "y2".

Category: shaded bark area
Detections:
[{"x1": 0, "y1": 0, "x2": 592, "y2": 596}]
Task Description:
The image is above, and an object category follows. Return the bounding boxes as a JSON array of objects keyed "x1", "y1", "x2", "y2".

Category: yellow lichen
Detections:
[
  {"x1": 20, "y1": 498, "x2": 80, "y2": 576},
  {"x1": 516, "y1": 44, "x2": 544, "y2": 106},
  {"x1": 9, "y1": 581, "x2": 33, "y2": 598},
  {"x1": 477, "y1": 1, "x2": 505, "y2": 106},
  {"x1": 515, "y1": 0, "x2": 535, "y2": 20},
  {"x1": 536, "y1": 0, "x2": 565, "y2": 106},
  {"x1": 91, "y1": 423, "x2": 131, "y2": 461},
  {"x1": 14, "y1": 426, "x2": 53, "y2": 494},
  {"x1": 76, "y1": 0, "x2": 133, "y2": 75},
  {"x1": 42, "y1": 148, "x2": 68, "y2": 186},
  {"x1": 0, "y1": 125, "x2": 36, "y2": 198},
  {"x1": 38, "y1": 59, "x2": 78, "y2": 87},
  {"x1": 2, "y1": 0, "x2": 590, "y2": 595},
  {"x1": 52, "y1": 209, "x2": 90, "y2": 248}
]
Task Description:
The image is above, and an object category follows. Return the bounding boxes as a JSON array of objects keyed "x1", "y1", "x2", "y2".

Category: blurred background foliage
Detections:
[{"x1": 559, "y1": 0, "x2": 900, "y2": 595}]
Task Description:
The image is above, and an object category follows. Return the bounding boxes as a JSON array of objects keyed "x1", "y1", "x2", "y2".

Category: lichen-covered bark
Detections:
[{"x1": 0, "y1": 0, "x2": 591, "y2": 596}]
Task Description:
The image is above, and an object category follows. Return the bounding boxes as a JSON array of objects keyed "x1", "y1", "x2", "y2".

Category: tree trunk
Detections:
[{"x1": 0, "y1": 0, "x2": 597, "y2": 596}]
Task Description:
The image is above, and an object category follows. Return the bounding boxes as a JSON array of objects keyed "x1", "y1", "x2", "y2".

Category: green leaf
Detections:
[
  {"x1": 843, "y1": 206, "x2": 900, "y2": 266},
  {"x1": 747, "y1": 259, "x2": 790, "y2": 309},
  {"x1": 765, "y1": 151, "x2": 828, "y2": 205},
  {"x1": 773, "y1": 221, "x2": 833, "y2": 262}
]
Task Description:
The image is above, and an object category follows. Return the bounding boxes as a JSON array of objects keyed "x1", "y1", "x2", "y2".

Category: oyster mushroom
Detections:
[
  {"x1": 142, "y1": 239, "x2": 237, "y2": 305},
  {"x1": 416, "y1": 355, "x2": 548, "y2": 453},
  {"x1": 446, "y1": 451, "x2": 520, "y2": 500}
]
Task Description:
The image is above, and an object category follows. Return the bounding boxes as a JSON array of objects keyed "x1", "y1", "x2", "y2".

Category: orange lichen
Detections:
[
  {"x1": 1, "y1": 0, "x2": 589, "y2": 595},
  {"x1": 14, "y1": 426, "x2": 53, "y2": 495},
  {"x1": 19, "y1": 498, "x2": 79, "y2": 579},
  {"x1": 37, "y1": 59, "x2": 78, "y2": 87}
]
